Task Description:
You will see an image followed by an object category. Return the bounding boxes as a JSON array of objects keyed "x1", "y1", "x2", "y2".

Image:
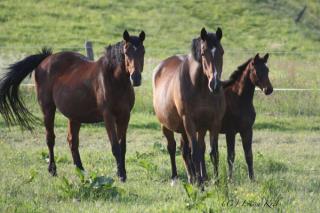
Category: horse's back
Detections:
[
  {"x1": 37, "y1": 51, "x2": 94, "y2": 76},
  {"x1": 153, "y1": 55, "x2": 186, "y2": 133},
  {"x1": 35, "y1": 51, "x2": 103, "y2": 123},
  {"x1": 153, "y1": 55, "x2": 186, "y2": 88}
]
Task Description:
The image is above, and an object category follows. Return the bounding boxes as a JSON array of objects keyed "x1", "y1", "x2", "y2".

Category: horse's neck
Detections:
[
  {"x1": 100, "y1": 58, "x2": 130, "y2": 90},
  {"x1": 183, "y1": 55, "x2": 207, "y2": 91},
  {"x1": 234, "y1": 68, "x2": 255, "y2": 102}
]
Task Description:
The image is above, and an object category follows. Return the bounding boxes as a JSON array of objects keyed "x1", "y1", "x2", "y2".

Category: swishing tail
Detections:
[{"x1": 0, "y1": 47, "x2": 52, "y2": 130}]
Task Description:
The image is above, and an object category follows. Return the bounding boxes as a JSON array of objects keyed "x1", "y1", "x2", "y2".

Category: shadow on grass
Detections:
[
  {"x1": 129, "y1": 121, "x2": 160, "y2": 130},
  {"x1": 254, "y1": 121, "x2": 320, "y2": 132}
]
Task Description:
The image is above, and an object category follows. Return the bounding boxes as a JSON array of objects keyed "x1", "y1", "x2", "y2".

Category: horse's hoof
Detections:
[
  {"x1": 202, "y1": 175, "x2": 209, "y2": 182},
  {"x1": 119, "y1": 175, "x2": 127, "y2": 183},
  {"x1": 199, "y1": 184, "x2": 205, "y2": 191},
  {"x1": 249, "y1": 176, "x2": 256, "y2": 182},
  {"x1": 228, "y1": 176, "x2": 234, "y2": 183},
  {"x1": 76, "y1": 167, "x2": 87, "y2": 175},
  {"x1": 187, "y1": 176, "x2": 195, "y2": 184},
  {"x1": 170, "y1": 178, "x2": 178, "y2": 186},
  {"x1": 212, "y1": 177, "x2": 219, "y2": 185},
  {"x1": 196, "y1": 178, "x2": 204, "y2": 187},
  {"x1": 48, "y1": 164, "x2": 57, "y2": 176},
  {"x1": 76, "y1": 165, "x2": 85, "y2": 171}
]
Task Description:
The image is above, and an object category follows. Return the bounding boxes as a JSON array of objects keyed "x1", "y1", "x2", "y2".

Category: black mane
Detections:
[
  {"x1": 104, "y1": 41, "x2": 125, "y2": 68},
  {"x1": 191, "y1": 38, "x2": 201, "y2": 62},
  {"x1": 222, "y1": 58, "x2": 252, "y2": 88}
]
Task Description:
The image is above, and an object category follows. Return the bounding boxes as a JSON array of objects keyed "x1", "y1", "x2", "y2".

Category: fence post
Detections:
[
  {"x1": 295, "y1": 5, "x2": 307, "y2": 23},
  {"x1": 85, "y1": 41, "x2": 94, "y2": 60}
]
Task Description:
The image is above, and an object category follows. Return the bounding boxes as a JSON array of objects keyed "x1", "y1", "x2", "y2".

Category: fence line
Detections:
[
  {"x1": 1, "y1": 46, "x2": 320, "y2": 56},
  {"x1": 3, "y1": 44, "x2": 320, "y2": 93}
]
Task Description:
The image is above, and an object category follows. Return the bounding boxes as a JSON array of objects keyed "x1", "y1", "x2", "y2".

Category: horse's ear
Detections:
[
  {"x1": 216, "y1": 27, "x2": 222, "y2": 41},
  {"x1": 263, "y1": 53, "x2": 269, "y2": 63},
  {"x1": 254, "y1": 53, "x2": 260, "y2": 63},
  {"x1": 123, "y1": 30, "x2": 130, "y2": 42},
  {"x1": 139, "y1": 31, "x2": 145, "y2": 42},
  {"x1": 200, "y1": 27, "x2": 207, "y2": 41}
]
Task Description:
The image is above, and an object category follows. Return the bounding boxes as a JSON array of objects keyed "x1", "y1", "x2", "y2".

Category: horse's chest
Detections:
[
  {"x1": 191, "y1": 101, "x2": 220, "y2": 128},
  {"x1": 194, "y1": 104, "x2": 215, "y2": 117},
  {"x1": 222, "y1": 109, "x2": 255, "y2": 133},
  {"x1": 108, "y1": 90, "x2": 135, "y2": 114}
]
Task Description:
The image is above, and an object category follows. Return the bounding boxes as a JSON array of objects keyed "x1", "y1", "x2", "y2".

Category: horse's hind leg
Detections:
[
  {"x1": 182, "y1": 116, "x2": 202, "y2": 185},
  {"x1": 209, "y1": 126, "x2": 220, "y2": 181},
  {"x1": 198, "y1": 130, "x2": 208, "y2": 181},
  {"x1": 42, "y1": 104, "x2": 57, "y2": 176},
  {"x1": 162, "y1": 126, "x2": 178, "y2": 183},
  {"x1": 226, "y1": 133, "x2": 236, "y2": 181},
  {"x1": 181, "y1": 132, "x2": 195, "y2": 184},
  {"x1": 240, "y1": 129, "x2": 254, "y2": 180},
  {"x1": 67, "y1": 120, "x2": 84, "y2": 170}
]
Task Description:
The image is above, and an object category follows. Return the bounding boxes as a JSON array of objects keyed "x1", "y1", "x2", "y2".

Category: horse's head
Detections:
[
  {"x1": 122, "y1": 30, "x2": 145, "y2": 87},
  {"x1": 198, "y1": 27, "x2": 224, "y2": 93},
  {"x1": 248, "y1": 53, "x2": 273, "y2": 95}
]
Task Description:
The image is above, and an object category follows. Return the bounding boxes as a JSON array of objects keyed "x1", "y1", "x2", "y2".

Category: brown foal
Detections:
[{"x1": 199, "y1": 53, "x2": 273, "y2": 181}]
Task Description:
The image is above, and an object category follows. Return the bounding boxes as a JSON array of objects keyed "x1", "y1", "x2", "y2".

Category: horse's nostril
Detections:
[
  {"x1": 264, "y1": 87, "x2": 273, "y2": 95},
  {"x1": 208, "y1": 79, "x2": 221, "y2": 93},
  {"x1": 130, "y1": 73, "x2": 142, "y2": 87}
]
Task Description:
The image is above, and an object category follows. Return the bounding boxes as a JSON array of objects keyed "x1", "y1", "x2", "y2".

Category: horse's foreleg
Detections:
[
  {"x1": 209, "y1": 126, "x2": 220, "y2": 181},
  {"x1": 116, "y1": 112, "x2": 130, "y2": 182},
  {"x1": 226, "y1": 133, "x2": 236, "y2": 181},
  {"x1": 182, "y1": 116, "x2": 202, "y2": 185},
  {"x1": 240, "y1": 129, "x2": 254, "y2": 181},
  {"x1": 43, "y1": 105, "x2": 57, "y2": 176},
  {"x1": 103, "y1": 110, "x2": 122, "y2": 180},
  {"x1": 197, "y1": 130, "x2": 208, "y2": 181},
  {"x1": 181, "y1": 133, "x2": 195, "y2": 184},
  {"x1": 67, "y1": 120, "x2": 84, "y2": 170},
  {"x1": 162, "y1": 126, "x2": 178, "y2": 183}
]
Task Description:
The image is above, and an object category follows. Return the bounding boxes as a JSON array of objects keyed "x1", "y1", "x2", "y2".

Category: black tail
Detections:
[{"x1": 0, "y1": 47, "x2": 52, "y2": 130}]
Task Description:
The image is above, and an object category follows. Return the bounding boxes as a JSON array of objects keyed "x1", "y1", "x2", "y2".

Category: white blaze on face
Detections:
[
  {"x1": 211, "y1": 47, "x2": 219, "y2": 79},
  {"x1": 211, "y1": 47, "x2": 216, "y2": 58}
]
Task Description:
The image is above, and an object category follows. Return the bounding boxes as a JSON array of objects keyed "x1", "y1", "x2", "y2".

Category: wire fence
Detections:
[{"x1": 1, "y1": 45, "x2": 320, "y2": 92}]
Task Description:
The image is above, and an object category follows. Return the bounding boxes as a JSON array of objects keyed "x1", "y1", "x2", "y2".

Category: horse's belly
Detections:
[
  {"x1": 153, "y1": 94, "x2": 183, "y2": 133},
  {"x1": 53, "y1": 86, "x2": 102, "y2": 123}
]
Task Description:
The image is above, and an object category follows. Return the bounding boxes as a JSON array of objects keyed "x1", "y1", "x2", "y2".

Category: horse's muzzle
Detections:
[
  {"x1": 263, "y1": 87, "x2": 273, "y2": 95},
  {"x1": 209, "y1": 79, "x2": 221, "y2": 94},
  {"x1": 130, "y1": 72, "x2": 142, "y2": 87}
]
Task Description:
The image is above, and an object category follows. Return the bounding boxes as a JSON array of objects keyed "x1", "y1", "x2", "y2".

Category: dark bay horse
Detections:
[
  {"x1": 0, "y1": 30, "x2": 145, "y2": 182},
  {"x1": 153, "y1": 28, "x2": 225, "y2": 185},
  {"x1": 206, "y1": 53, "x2": 273, "y2": 181}
]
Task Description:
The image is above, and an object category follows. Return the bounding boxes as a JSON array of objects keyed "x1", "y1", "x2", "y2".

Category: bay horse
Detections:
[
  {"x1": 0, "y1": 30, "x2": 146, "y2": 182},
  {"x1": 201, "y1": 53, "x2": 273, "y2": 181},
  {"x1": 153, "y1": 28, "x2": 226, "y2": 185}
]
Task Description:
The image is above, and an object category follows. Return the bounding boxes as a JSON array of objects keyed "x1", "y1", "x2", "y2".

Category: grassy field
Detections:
[
  {"x1": 0, "y1": 110, "x2": 320, "y2": 212},
  {"x1": 1, "y1": 0, "x2": 320, "y2": 212}
]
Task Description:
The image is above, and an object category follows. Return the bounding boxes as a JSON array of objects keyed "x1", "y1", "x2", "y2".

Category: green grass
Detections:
[
  {"x1": 1, "y1": 0, "x2": 320, "y2": 212},
  {"x1": 0, "y1": 0, "x2": 320, "y2": 57},
  {"x1": 0, "y1": 111, "x2": 320, "y2": 212}
]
